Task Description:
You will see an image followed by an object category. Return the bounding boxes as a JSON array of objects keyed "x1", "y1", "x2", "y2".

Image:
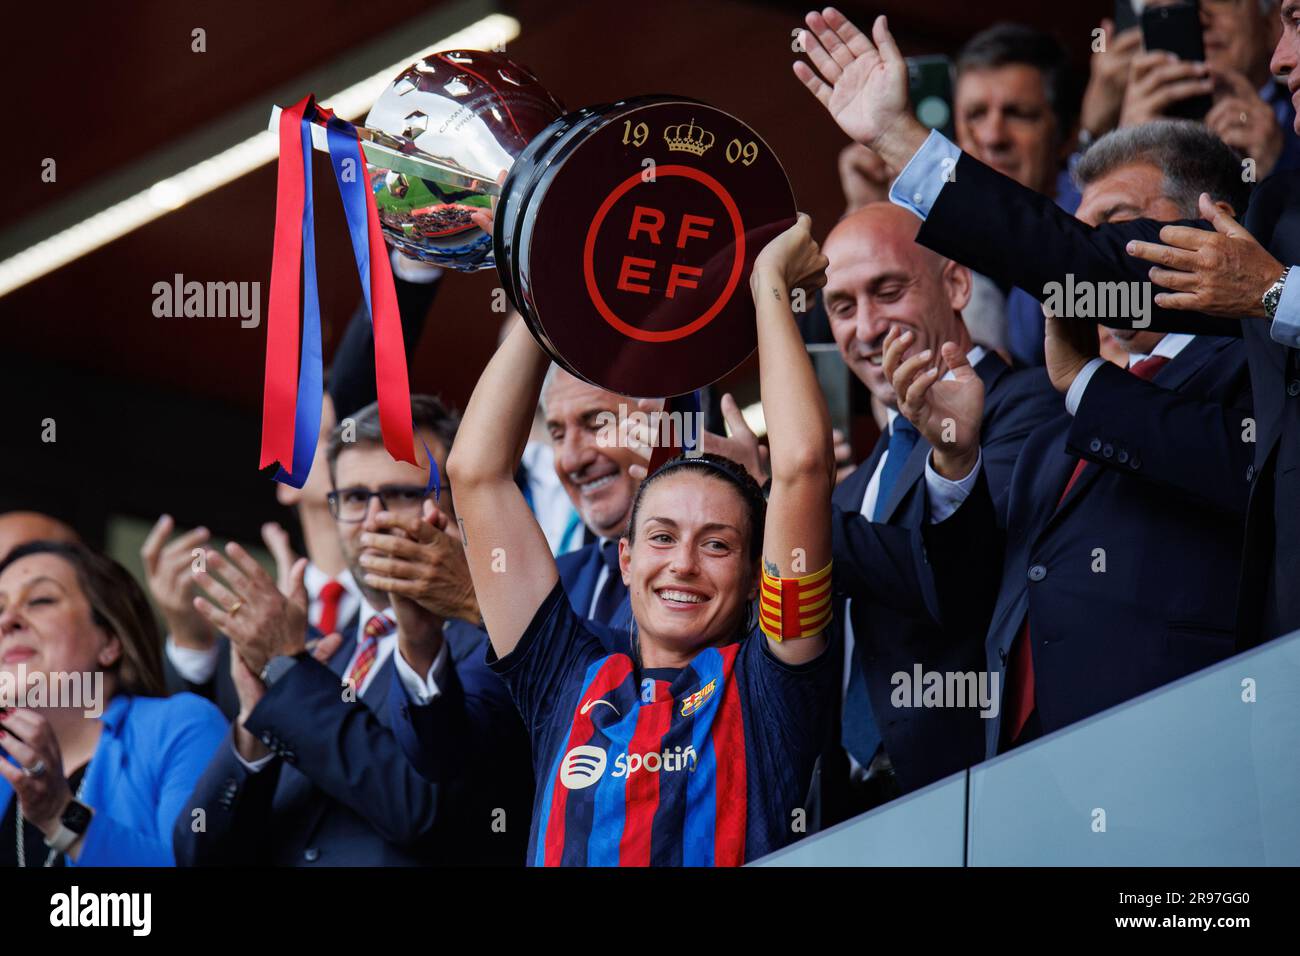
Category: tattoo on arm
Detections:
[
  {"x1": 763, "y1": 558, "x2": 780, "y2": 577},
  {"x1": 457, "y1": 518, "x2": 469, "y2": 547},
  {"x1": 770, "y1": 287, "x2": 782, "y2": 302}
]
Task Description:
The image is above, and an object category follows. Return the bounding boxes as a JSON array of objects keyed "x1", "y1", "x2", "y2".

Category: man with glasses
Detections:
[{"x1": 176, "y1": 396, "x2": 532, "y2": 865}]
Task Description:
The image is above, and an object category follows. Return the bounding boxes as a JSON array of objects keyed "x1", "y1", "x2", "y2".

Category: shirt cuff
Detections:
[
  {"x1": 393, "y1": 639, "x2": 450, "y2": 705},
  {"x1": 1268, "y1": 268, "x2": 1300, "y2": 348},
  {"x1": 389, "y1": 248, "x2": 444, "y2": 284},
  {"x1": 1065, "y1": 358, "x2": 1107, "y2": 416},
  {"x1": 165, "y1": 635, "x2": 221, "y2": 684},
  {"x1": 888, "y1": 129, "x2": 960, "y2": 220},
  {"x1": 925, "y1": 449, "x2": 982, "y2": 523},
  {"x1": 231, "y1": 739, "x2": 276, "y2": 773}
]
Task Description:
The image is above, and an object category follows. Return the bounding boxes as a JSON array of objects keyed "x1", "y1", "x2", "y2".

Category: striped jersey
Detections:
[{"x1": 489, "y1": 582, "x2": 834, "y2": 866}]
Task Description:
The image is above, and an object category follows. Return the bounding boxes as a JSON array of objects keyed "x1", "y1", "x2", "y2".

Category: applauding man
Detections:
[{"x1": 173, "y1": 397, "x2": 530, "y2": 866}]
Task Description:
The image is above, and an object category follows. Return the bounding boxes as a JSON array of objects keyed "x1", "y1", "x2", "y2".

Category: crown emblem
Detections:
[{"x1": 663, "y1": 119, "x2": 715, "y2": 156}]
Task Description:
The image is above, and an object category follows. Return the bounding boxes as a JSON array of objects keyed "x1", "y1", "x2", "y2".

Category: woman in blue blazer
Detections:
[{"x1": 0, "y1": 539, "x2": 227, "y2": 866}]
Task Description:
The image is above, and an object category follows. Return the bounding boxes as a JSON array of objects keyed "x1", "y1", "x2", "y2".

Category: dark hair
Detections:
[
  {"x1": 1074, "y1": 119, "x2": 1251, "y2": 218},
  {"x1": 0, "y1": 540, "x2": 165, "y2": 697},
  {"x1": 326, "y1": 394, "x2": 461, "y2": 484},
  {"x1": 626, "y1": 453, "x2": 767, "y2": 562},
  {"x1": 956, "y1": 22, "x2": 1084, "y2": 140}
]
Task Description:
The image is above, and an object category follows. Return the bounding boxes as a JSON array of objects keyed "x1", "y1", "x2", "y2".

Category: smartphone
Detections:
[
  {"x1": 907, "y1": 55, "x2": 956, "y2": 140},
  {"x1": 1114, "y1": 0, "x2": 1140, "y2": 34},
  {"x1": 1141, "y1": 1, "x2": 1212, "y2": 119},
  {"x1": 806, "y1": 344, "x2": 852, "y2": 438}
]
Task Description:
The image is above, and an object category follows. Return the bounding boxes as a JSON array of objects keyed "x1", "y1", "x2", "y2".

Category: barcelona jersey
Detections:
[{"x1": 489, "y1": 582, "x2": 834, "y2": 866}]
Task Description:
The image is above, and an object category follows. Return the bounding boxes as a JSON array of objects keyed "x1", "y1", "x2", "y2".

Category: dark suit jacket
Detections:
[
  {"x1": 812, "y1": 352, "x2": 1061, "y2": 824},
  {"x1": 173, "y1": 621, "x2": 503, "y2": 865},
  {"x1": 390, "y1": 623, "x2": 534, "y2": 864},
  {"x1": 556, "y1": 539, "x2": 634, "y2": 634},
  {"x1": 923, "y1": 335, "x2": 1252, "y2": 755},
  {"x1": 917, "y1": 153, "x2": 1300, "y2": 643}
]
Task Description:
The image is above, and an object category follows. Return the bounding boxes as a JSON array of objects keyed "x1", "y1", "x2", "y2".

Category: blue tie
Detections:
[
  {"x1": 591, "y1": 539, "x2": 627, "y2": 625},
  {"x1": 872, "y1": 417, "x2": 920, "y2": 522},
  {"x1": 841, "y1": 639, "x2": 880, "y2": 769}
]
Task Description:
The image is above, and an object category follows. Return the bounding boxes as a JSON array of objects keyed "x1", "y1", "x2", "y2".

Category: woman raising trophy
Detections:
[{"x1": 447, "y1": 214, "x2": 837, "y2": 866}]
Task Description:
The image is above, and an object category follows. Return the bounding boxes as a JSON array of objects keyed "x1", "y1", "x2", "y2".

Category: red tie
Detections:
[
  {"x1": 1003, "y1": 352, "x2": 1172, "y2": 744},
  {"x1": 317, "y1": 579, "x2": 345, "y2": 635},
  {"x1": 346, "y1": 613, "x2": 393, "y2": 690}
]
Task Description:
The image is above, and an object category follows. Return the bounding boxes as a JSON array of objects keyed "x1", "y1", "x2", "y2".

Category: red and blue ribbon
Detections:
[{"x1": 261, "y1": 94, "x2": 417, "y2": 488}]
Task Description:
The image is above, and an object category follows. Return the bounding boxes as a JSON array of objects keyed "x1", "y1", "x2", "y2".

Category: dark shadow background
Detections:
[{"x1": 0, "y1": 0, "x2": 1105, "y2": 549}]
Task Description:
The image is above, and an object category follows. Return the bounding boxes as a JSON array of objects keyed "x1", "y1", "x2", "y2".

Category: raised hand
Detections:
[
  {"x1": 883, "y1": 327, "x2": 983, "y2": 479},
  {"x1": 192, "y1": 543, "x2": 308, "y2": 676},
  {"x1": 1206, "y1": 68, "x2": 1283, "y2": 179},
  {"x1": 700, "y1": 392, "x2": 771, "y2": 485},
  {"x1": 751, "y1": 212, "x2": 828, "y2": 300},
  {"x1": 140, "y1": 515, "x2": 216, "y2": 651},
  {"x1": 793, "y1": 10, "x2": 926, "y2": 171}
]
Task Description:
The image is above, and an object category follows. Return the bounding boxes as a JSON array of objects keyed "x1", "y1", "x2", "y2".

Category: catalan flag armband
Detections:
[{"x1": 758, "y1": 561, "x2": 832, "y2": 642}]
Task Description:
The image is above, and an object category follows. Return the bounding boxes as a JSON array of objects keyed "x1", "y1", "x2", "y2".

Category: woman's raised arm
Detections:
[
  {"x1": 750, "y1": 214, "x2": 835, "y2": 664},
  {"x1": 445, "y1": 321, "x2": 558, "y2": 658}
]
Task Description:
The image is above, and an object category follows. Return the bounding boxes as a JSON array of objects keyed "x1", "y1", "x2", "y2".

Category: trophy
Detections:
[{"x1": 262, "y1": 50, "x2": 795, "y2": 479}]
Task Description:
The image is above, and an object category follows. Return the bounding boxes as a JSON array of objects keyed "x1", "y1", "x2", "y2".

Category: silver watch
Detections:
[{"x1": 1262, "y1": 266, "x2": 1292, "y2": 319}]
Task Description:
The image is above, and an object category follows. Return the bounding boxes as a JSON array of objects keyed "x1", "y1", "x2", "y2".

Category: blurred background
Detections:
[{"x1": 0, "y1": 0, "x2": 1105, "y2": 569}]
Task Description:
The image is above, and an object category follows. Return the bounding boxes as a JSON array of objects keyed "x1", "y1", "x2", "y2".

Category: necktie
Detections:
[
  {"x1": 591, "y1": 539, "x2": 627, "y2": 625},
  {"x1": 841, "y1": 640, "x2": 881, "y2": 768},
  {"x1": 317, "y1": 579, "x2": 345, "y2": 635},
  {"x1": 872, "y1": 417, "x2": 920, "y2": 522},
  {"x1": 347, "y1": 613, "x2": 393, "y2": 690},
  {"x1": 1003, "y1": 352, "x2": 1174, "y2": 744}
]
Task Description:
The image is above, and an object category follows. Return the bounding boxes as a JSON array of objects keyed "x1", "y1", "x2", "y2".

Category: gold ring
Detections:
[{"x1": 227, "y1": 600, "x2": 243, "y2": 616}]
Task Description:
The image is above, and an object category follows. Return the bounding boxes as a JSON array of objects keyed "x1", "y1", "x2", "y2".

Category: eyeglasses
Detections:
[{"x1": 327, "y1": 484, "x2": 436, "y2": 522}]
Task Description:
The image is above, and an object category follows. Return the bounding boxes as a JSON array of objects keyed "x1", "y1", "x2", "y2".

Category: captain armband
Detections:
[{"x1": 758, "y1": 561, "x2": 832, "y2": 642}]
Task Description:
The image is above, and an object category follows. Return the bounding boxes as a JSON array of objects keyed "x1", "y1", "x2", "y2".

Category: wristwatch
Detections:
[
  {"x1": 260, "y1": 650, "x2": 310, "y2": 687},
  {"x1": 44, "y1": 799, "x2": 93, "y2": 853},
  {"x1": 1262, "y1": 266, "x2": 1292, "y2": 319}
]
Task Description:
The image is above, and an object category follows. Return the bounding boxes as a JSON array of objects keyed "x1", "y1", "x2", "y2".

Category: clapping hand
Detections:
[{"x1": 882, "y1": 327, "x2": 983, "y2": 480}]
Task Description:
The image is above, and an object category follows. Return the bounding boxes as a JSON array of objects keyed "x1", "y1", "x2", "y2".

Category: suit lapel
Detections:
[
  {"x1": 877, "y1": 435, "x2": 931, "y2": 523},
  {"x1": 833, "y1": 435, "x2": 887, "y2": 513}
]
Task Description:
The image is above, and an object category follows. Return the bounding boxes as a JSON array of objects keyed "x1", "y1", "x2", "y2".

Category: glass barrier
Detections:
[{"x1": 753, "y1": 630, "x2": 1300, "y2": 866}]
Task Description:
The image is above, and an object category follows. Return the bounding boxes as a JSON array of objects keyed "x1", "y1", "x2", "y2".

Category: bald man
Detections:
[
  {"x1": 0, "y1": 511, "x2": 79, "y2": 562},
  {"x1": 811, "y1": 203, "x2": 1060, "y2": 826}
]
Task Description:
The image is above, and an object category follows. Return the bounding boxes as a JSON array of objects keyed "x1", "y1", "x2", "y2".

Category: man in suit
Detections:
[
  {"x1": 877, "y1": 119, "x2": 1254, "y2": 755},
  {"x1": 810, "y1": 202, "x2": 1060, "y2": 825},
  {"x1": 153, "y1": 256, "x2": 443, "y2": 716},
  {"x1": 175, "y1": 396, "x2": 530, "y2": 865},
  {"x1": 793, "y1": 7, "x2": 1300, "y2": 646}
]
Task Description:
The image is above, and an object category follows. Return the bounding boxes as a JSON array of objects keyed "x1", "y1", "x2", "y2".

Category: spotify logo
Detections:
[{"x1": 559, "y1": 745, "x2": 608, "y2": 790}]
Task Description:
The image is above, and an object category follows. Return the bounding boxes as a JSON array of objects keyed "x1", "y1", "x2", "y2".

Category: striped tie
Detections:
[{"x1": 347, "y1": 613, "x2": 393, "y2": 691}]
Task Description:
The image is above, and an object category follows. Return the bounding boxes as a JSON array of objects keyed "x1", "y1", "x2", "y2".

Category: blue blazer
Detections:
[
  {"x1": 557, "y1": 540, "x2": 633, "y2": 636},
  {"x1": 0, "y1": 693, "x2": 227, "y2": 866}
]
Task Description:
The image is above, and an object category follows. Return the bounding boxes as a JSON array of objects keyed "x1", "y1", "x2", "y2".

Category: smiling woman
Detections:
[
  {"x1": 0, "y1": 541, "x2": 226, "y2": 867},
  {"x1": 446, "y1": 214, "x2": 837, "y2": 866}
]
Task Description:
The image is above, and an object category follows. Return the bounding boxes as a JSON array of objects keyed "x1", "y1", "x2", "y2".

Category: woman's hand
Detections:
[
  {"x1": 0, "y1": 708, "x2": 74, "y2": 837},
  {"x1": 751, "y1": 213, "x2": 828, "y2": 301}
]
